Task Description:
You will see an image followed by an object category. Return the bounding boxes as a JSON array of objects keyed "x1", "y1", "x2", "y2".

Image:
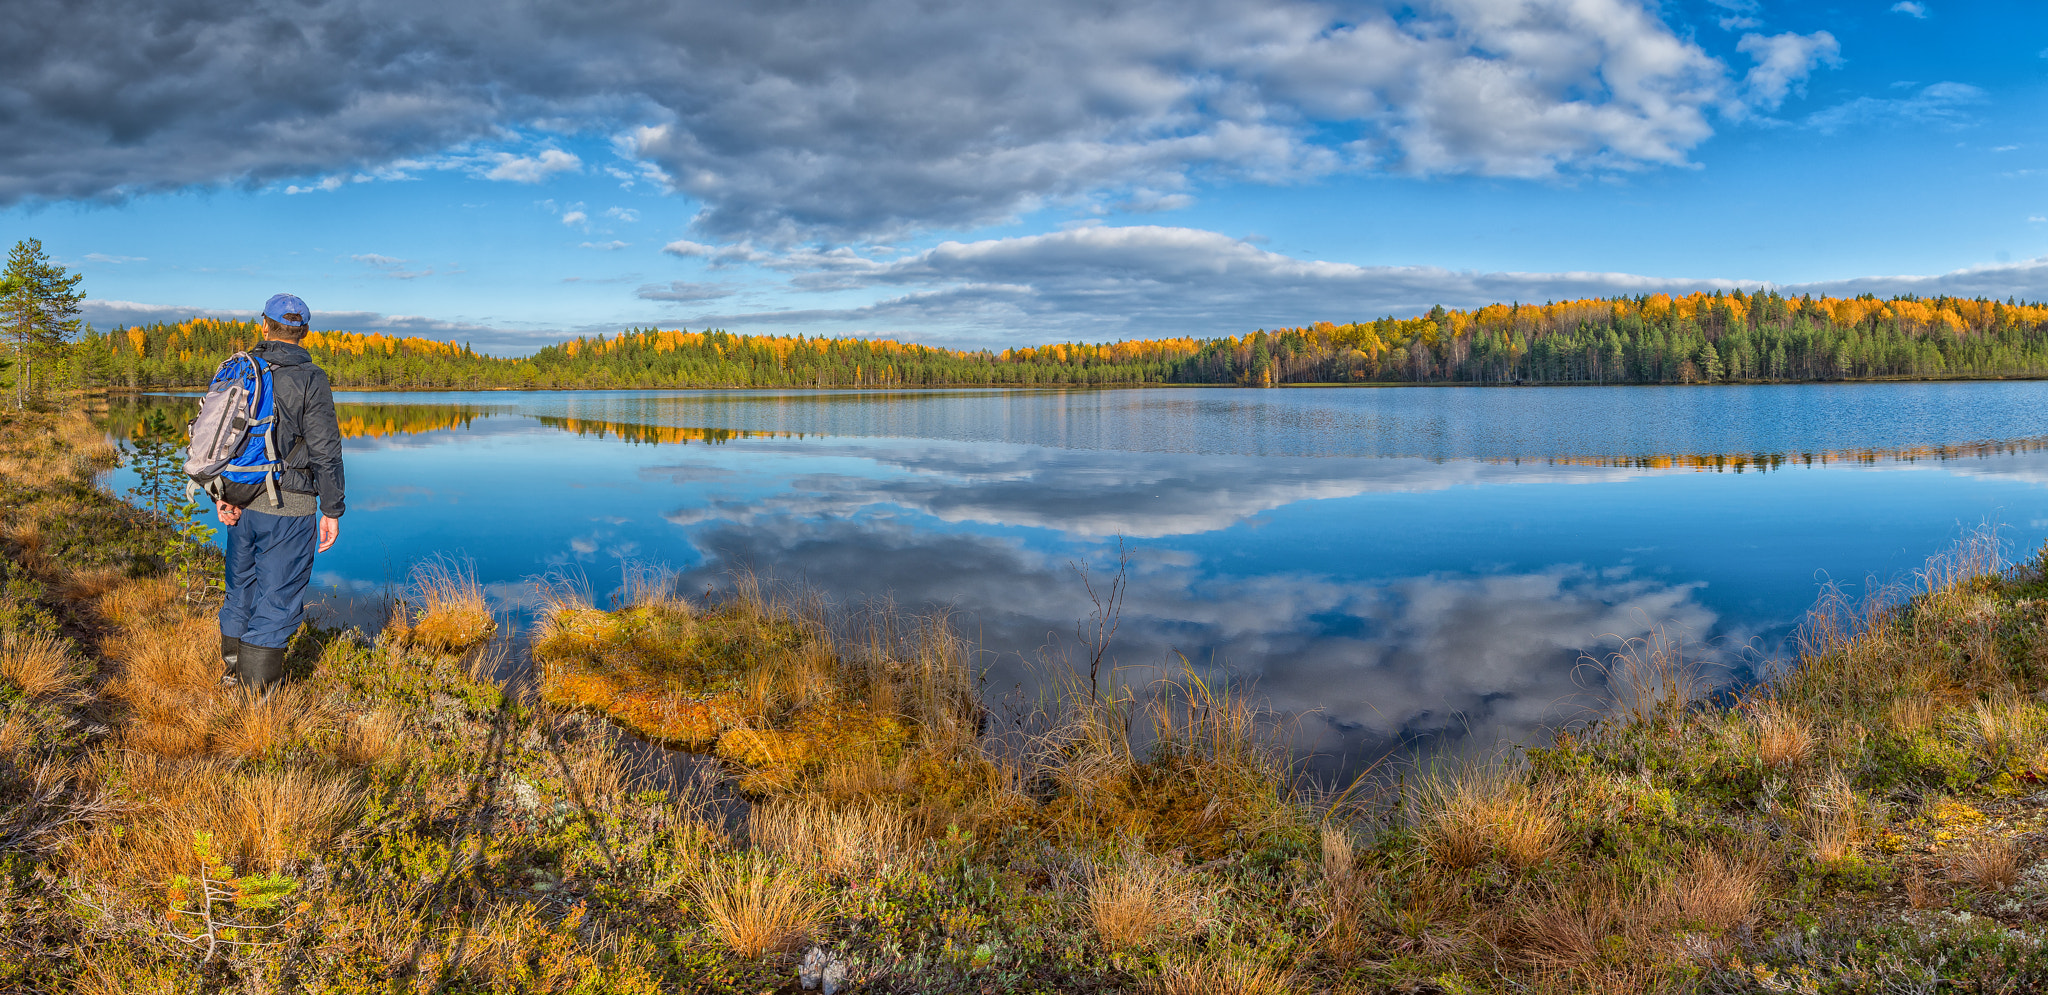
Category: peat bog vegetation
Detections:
[{"x1": 10, "y1": 402, "x2": 2048, "y2": 995}]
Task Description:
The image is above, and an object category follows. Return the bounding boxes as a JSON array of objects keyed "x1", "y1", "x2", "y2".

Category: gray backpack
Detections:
[{"x1": 185, "y1": 352, "x2": 292, "y2": 508}]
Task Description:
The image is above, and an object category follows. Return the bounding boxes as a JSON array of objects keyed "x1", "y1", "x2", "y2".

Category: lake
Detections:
[{"x1": 103, "y1": 383, "x2": 2048, "y2": 774}]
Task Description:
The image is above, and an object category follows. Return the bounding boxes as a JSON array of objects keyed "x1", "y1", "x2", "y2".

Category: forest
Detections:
[{"x1": 33, "y1": 290, "x2": 2048, "y2": 390}]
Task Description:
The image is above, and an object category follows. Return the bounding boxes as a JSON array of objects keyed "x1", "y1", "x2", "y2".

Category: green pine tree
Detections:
[
  {"x1": 1, "y1": 239, "x2": 86, "y2": 409},
  {"x1": 1700, "y1": 340, "x2": 1725, "y2": 382}
]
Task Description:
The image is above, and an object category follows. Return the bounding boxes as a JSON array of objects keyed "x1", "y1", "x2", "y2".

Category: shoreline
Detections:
[{"x1": 95, "y1": 371, "x2": 2048, "y2": 395}]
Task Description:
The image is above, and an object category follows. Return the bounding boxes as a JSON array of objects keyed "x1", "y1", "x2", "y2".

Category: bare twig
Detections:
[{"x1": 1070, "y1": 537, "x2": 1130, "y2": 701}]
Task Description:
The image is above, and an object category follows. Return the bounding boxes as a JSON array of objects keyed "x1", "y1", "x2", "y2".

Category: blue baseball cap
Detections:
[{"x1": 263, "y1": 293, "x2": 311, "y2": 328}]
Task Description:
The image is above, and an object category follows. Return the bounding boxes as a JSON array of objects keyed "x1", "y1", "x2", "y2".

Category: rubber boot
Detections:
[
  {"x1": 221, "y1": 634, "x2": 243, "y2": 685},
  {"x1": 239, "y1": 643, "x2": 286, "y2": 691}
]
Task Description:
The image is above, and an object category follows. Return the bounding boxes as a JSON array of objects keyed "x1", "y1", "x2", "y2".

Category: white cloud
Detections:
[
  {"x1": 350, "y1": 253, "x2": 440, "y2": 280},
  {"x1": 579, "y1": 239, "x2": 628, "y2": 250},
  {"x1": 560, "y1": 210, "x2": 587, "y2": 226},
  {"x1": 1806, "y1": 81, "x2": 1987, "y2": 132},
  {"x1": 1, "y1": 0, "x2": 1755, "y2": 245},
  {"x1": 481, "y1": 149, "x2": 582, "y2": 184},
  {"x1": 83, "y1": 253, "x2": 145, "y2": 263},
  {"x1": 1718, "y1": 16, "x2": 1762, "y2": 30},
  {"x1": 1736, "y1": 31, "x2": 1842, "y2": 111},
  {"x1": 605, "y1": 207, "x2": 640, "y2": 222},
  {"x1": 2030, "y1": 216, "x2": 2048, "y2": 224},
  {"x1": 284, "y1": 175, "x2": 349, "y2": 195},
  {"x1": 1890, "y1": 2, "x2": 1928, "y2": 18},
  {"x1": 660, "y1": 239, "x2": 711, "y2": 258},
  {"x1": 637, "y1": 280, "x2": 739, "y2": 302},
  {"x1": 674, "y1": 225, "x2": 1759, "y2": 341}
]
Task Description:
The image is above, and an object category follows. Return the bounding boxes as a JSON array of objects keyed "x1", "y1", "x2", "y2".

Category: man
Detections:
[{"x1": 214, "y1": 293, "x2": 346, "y2": 688}]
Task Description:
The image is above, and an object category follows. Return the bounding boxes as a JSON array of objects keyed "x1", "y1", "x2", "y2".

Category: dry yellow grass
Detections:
[
  {"x1": 99, "y1": 615, "x2": 229, "y2": 759},
  {"x1": 71, "y1": 942, "x2": 198, "y2": 995},
  {"x1": 1662, "y1": 850, "x2": 1764, "y2": 932},
  {"x1": 1805, "y1": 772, "x2": 1862, "y2": 864},
  {"x1": 74, "y1": 754, "x2": 358, "y2": 886},
  {"x1": 57, "y1": 566, "x2": 126, "y2": 604},
  {"x1": 1511, "y1": 872, "x2": 1693, "y2": 993},
  {"x1": 103, "y1": 613, "x2": 224, "y2": 697},
  {"x1": 1967, "y1": 698, "x2": 2043, "y2": 762},
  {"x1": 1153, "y1": 955, "x2": 1298, "y2": 995},
  {"x1": 686, "y1": 853, "x2": 830, "y2": 958},
  {"x1": 1952, "y1": 836, "x2": 2021, "y2": 892},
  {"x1": 339, "y1": 708, "x2": 406, "y2": 768},
  {"x1": 1884, "y1": 696, "x2": 1940, "y2": 736},
  {"x1": 1752, "y1": 700, "x2": 1814, "y2": 770},
  {"x1": 1088, "y1": 848, "x2": 1201, "y2": 949},
  {"x1": 1321, "y1": 823, "x2": 1356, "y2": 885},
  {"x1": 407, "y1": 560, "x2": 496, "y2": 653},
  {"x1": 748, "y1": 796, "x2": 914, "y2": 879},
  {"x1": 93, "y1": 574, "x2": 189, "y2": 631},
  {"x1": 208, "y1": 685, "x2": 331, "y2": 761},
  {"x1": 1317, "y1": 823, "x2": 1375, "y2": 964},
  {"x1": 1514, "y1": 874, "x2": 1633, "y2": 972},
  {"x1": 1413, "y1": 762, "x2": 1561, "y2": 870},
  {"x1": 0, "y1": 705, "x2": 35, "y2": 756},
  {"x1": 0, "y1": 631, "x2": 80, "y2": 699}
]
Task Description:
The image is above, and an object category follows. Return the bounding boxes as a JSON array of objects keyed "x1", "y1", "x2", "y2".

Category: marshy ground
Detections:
[{"x1": 7, "y1": 405, "x2": 2048, "y2": 993}]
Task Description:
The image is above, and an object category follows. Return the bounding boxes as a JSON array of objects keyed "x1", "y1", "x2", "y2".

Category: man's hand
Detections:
[
  {"x1": 217, "y1": 502, "x2": 243, "y2": 526},
  {"x1": 318, "y1": 515, "x2": 340, "y2": 553}
]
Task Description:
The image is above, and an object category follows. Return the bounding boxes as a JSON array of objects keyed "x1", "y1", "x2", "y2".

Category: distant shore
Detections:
[{"x1": 99, "y1": 370, "x2": 2048, "y2": 396}]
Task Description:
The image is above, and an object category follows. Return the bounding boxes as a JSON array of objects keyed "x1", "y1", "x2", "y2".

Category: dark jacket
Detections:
[{"x1": 250, "y1": 340, "x2": 346, "y2": 518}]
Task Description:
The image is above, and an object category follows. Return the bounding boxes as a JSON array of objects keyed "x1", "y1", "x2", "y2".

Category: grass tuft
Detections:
[
  {"x1": 749, "y1": 796, "x2": 914, "y2": 879},
  {"x1": 208, "y1": 685, "x2": 331, "y2": 761},
  {"x1": 686, "y1": 853, "x2": 830, "y2": 958},
  {"x1": 1152, "y1": 955, "x2": 1297, "y2": 995},
  {"x1": 1413, "y1": 760, "x2": 1561, "y2": 870},
  {"x1": 1751, "y1": 700, "x2": 1814, "y2": 770},
  {"x1": 406, "y1": 558, "x2": 496, "y2": 653},
  {"x1": 1088, "y1": 847, "x2": 1201, "y2": 949},
  {"x1": 1952, "y1": 835, "x2": 2021, "y2": 892},
  {"x1": 0, "y1": 631, "x2": 80, "y2": 700}
]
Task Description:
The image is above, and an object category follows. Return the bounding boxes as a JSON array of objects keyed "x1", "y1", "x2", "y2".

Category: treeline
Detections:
[
  {"x1": 54, "y1": 290, "x2": 2048, "y2": 390},
  {"x1": 1221, "y1": 293, "x2": 2048, "y2": 385}
]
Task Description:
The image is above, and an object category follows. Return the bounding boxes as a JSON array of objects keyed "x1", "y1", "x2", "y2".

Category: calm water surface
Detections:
[{"x1": 106, "y1": 384, "x2": 2048, "y2": 771}]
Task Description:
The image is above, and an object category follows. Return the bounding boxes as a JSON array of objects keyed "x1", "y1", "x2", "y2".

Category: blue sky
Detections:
[{"x1": 4, "y1": 0, "x2": 2045, "y2": 352}]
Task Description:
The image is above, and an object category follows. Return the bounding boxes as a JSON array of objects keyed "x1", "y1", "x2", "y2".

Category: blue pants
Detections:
[{"x1": 219, "y1": 510, "x2": 318, "y2": 650}]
